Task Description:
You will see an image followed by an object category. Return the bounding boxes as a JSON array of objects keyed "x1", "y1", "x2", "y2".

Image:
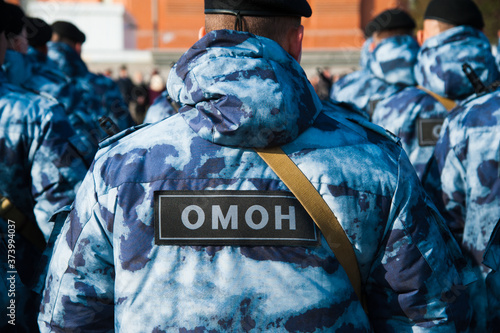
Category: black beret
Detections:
[
  {"x1": 51, "y1": 21, "x2": 86, "y2": 44},
  {"x1": 4, "y1": 2, "x2": 26, "y2": 37},
  {"x1": 364, "y1": 9, "x2": 416, "y2": 37},
  {"x1": 25, "y1": 17, "x2": 53, "y2": 47},
  {"x1": 205, "y1": 0, "x2": 312, "y2": 18},
  {"x1": 0, "y1": 1, "x2": 6, "y2": 34},
  {"x1": 424, "y1": 0, "x2": 484, "y2": 30}
]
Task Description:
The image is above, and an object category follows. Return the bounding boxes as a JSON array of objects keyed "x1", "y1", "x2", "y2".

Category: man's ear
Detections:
[
  {"x1": 198, "y1": 26, "x2": 206, "y2": 40},
  {"x1": 288, "y1": 25, "x2": 304, "y2": 63},
  {"x1": 416, "y1": 29, "x2": 424, "y2": 46},
  {"x1": 75, "y1": 43, "x2": 82, "y2": 55}
]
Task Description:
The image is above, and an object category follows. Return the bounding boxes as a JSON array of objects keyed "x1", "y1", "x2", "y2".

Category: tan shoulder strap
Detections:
[
  {"x1": 0, "y1": 196, "x2": 46, "y2": 252},
  {"x1": 255, "y1": 147, "x2": 364, "y2": 305},
  {"x1": 417, "y1": 86, "x2": 457, "y2": 112}
]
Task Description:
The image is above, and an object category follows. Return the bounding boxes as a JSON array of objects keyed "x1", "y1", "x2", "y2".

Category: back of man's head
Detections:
[
  {"x1": 51, "y1": 21, "x2": 86, "y2": 45},
  {"x1": 4, "y1": 2, "x2": 25, "y2": 38},
  {"x1": 204, "y1": 0, "x2": 311, "y2": 45},
  {"x1": 424, "y1": 0, "x2": 484, "y2": 30},
  {"x1": 419, "y1": 0, "x2": 484, "y2": 43},
  {"x1": 365, "y1": 9, "x2": 416, "y2": 40},
  {"x1": 25, "y1": 17, "x2": 52, "y2": 48}
]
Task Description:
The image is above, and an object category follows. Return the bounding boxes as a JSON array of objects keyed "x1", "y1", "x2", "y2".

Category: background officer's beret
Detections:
[
  {"x1": 424, "y1": 0, "x2": 484, "y2": 30},
  {"x1": 4, "y1": 2, "x2": 26, "y2": 37},
  {"x1": 26, "y1": 17, "x2": 52, "y2": 47},
  {"x1": 51, "y1": 21, "x2": 86, "y2": 44},
  {"x1": 0, "y1": 1, "x2": 6, "y2": 34},
  {"x1": 205, "y1": 0, "x2": 312, "y2": 18},
  {"x1": 364, "y1": 9, "x2": 416, "y2": 37}
]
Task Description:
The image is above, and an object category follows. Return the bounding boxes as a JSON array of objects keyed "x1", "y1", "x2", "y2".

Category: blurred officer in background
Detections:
[
  {"x1": 371, "y1": 0, "x2": 498, "y2": 181},
  {"x1": 48, "y1": 21, "x2": 136, "y2": 135},
  {"x1": 25, "y1": 17, "x2": 57, "y2": 67},
  {"x1": 374, "y1": 0, "x2": 499, "y2": 330},
  {"x1": 2, "y1": 4, "x2": 99, "y2": 164},
  {"x1": 39, "y1": 0, "x2": 473, "y2": 331},
  {"x1": 497, "y1": 30, "x2": 500, "y2": 71},
  {"x1": 142, "y1": 89, "x2": 177, "y2": 124},
  {"x1": 330, "y1": 9, "x2": 419, "y2": 117},
  {"x1": 0, "y1": 1, "x2": 88, "y2": 331}
]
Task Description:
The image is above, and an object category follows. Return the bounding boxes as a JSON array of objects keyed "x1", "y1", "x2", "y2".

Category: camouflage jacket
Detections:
[
  {"x1": 3, "y1": 49, "x2": 100, "y2": 163},
  {"x1": 39, "y1": 30, "x2": 473, "y2": 333},
  {"x1": 435, "y1": 88, "x2": 500, "y2": 270},
  {"x1": 359, "y1": 37, "x2": 372, "y2": 69},
  {"x1": 483, "y1": 220, "x2": 500, "y2": 332},
  {"x1": 432, "y1": 85, "x2": 500, "y2": 331},
  {"x1": 47, "y1": 42, "x2": 135, "y2": 135},
  {"x1": 0, "y1": 69, "x2": 87, "y2": 329},
  {"x1": 497, "y1": 38, "x2": 500, "y2": 72},
  {"x1": 330, "y1": 35, "x2": 419, "y2": 116},
  {"x1": 372, "y1": 26, "x2": 499, "y2": 180},
  {"x1": 143, "y1": 90, "x2": 178, "y2": 124}
]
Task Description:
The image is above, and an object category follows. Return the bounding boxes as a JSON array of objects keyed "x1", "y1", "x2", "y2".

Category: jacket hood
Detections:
[
  {"x1": 2, "y1": 50, "x2": 33, "y2": 85},
  {"x1": 416, "y1": 26, "x2": 499, "y2": 100},
  {"x1": 368, "y1": 35, "x2": 419, "y2": 86},
  {"x1": 167, "y1": 30, "x2": 322, "y2": 148},
  {"x1": 47, "y1": 41, "x2": 89, "y2": 78}
]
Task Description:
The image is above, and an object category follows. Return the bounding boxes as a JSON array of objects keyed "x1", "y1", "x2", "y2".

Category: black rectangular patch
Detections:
[
  {"x1": 417, "y1": 118, "x2": 444, "y2": 146},
  {"x1": 154, "y1": 191, "x2": 319, "y2": 247}
]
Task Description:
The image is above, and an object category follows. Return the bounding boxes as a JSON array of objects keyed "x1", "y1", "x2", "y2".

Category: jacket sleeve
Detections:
[
  {"x1": 365, "y1": 149, "x2": 474, "y2": 332},
  {"x1": 31, "y1": 103, "x2": 88, "y2": 241},
  {"x1": 38, "y1": 169, "x2": 115, "y2": 332}
]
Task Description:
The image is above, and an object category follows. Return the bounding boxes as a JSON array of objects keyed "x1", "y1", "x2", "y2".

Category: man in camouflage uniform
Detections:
[
  {"x1": 0, "y1": 1, "x2": 88, "y2": 330},
  {"x1": 375, "y1": 0, "x2": 499, "y2": 330},
  {"x1": 2, "y1": 4, "x2": 99, "y2": 163},
  {"x1": 39, "y1": 0, "x2": 473, "y2": 331},
  {"x1": 372, "y1": 0, "x2": 498, "y2": 180},
  {"x1": 48, "y1": 21, "x2": 135, "y2": 135},
  {"x1": 483, "y1": 220, "x2": 500, "y2": 332},
  {"x1": 330, "y1": 9, "x2": 419, "y2": 117},
  {"x1": 433, "y1": 54, "x2": 500, "y2": 332}
]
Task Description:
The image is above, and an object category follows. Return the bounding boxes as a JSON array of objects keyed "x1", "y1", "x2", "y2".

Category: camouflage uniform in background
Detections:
[
  {"x1": 330, "y1": 35, "x2": 419, "y2": 117},
  {"x1": 47, "y1": 41, "x2": 135, "y2": 136},
  {"x1": 3, "y1": 49, "x2": 100, "y2": 164},
  {"x1": 39, "y1": 30, "x2": 473, "y2": 332},
  {"x1": 0, "y1": 69, "x2": 88, "y2": 331},
  {"x1": 496, "y1": 37, "x2": 500, "y2": 72},
  {"x1": 372, "y1": 26, "x2": 499, "y2": 179},
  {"x1": 434, "y1": 86, "x2": 500, "y2": 331},
  {"x1": 483, "y1": 220, "x2": 500, "y2": 332},
  {"x1": 143, "y1": 90, "x2": 178, "y2": 124},
  {"x1": 358, "y1": 37, "x2": 372, "y2": 69}
]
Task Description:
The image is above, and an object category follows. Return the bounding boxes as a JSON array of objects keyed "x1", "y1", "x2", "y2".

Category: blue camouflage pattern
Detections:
[
  {"x1": 0, "y1": 69, "x2": 88, "y2": 331},
  {"x1": 359, "y1": 37, "x2": 372, "y2": 69},
  {"x1": 372, "y1": 26, "x2": 499, "y2": 180},
  {"x1": 3, "y1": 49, "x2": 100, "y2": 163},
  {"x1": 415, "y1": 26, "x2": 499, "y2": 100},
  {"x1": 143, "y1": 90, "x2": 177, "y2": 124},
  {"x1": 372, "y1": 87, "x2": 449, "y2": 179},
  {"x1": 47, "y1": 41, "x2": 135, "y2": 135},
  {"x1": 331, "y1": 35, "x2": 419, "y2": 116},
  {"x1": 432, "y1": 87, "x2": 500, "y2": 331},
  {"x1": 483, "y1": 219, "x2": 500, "y2": 332},
  {"x1": 39, "y1": 30, "x2": 473, "y2": 332},
  {"x1": 497, "y1": 38, "x2": 500, "y2": 72}
]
